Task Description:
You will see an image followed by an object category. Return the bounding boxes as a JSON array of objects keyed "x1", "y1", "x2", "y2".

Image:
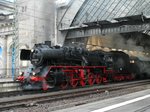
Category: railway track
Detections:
[
  {"x1": 0, "y1": 79, "x2": 150, "y2": 111},
  {"x1": 0, "y1": 79, "x2": 148, "y2": 98}
]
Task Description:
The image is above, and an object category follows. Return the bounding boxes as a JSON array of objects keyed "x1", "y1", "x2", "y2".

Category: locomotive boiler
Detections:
[
  {"x1": 20, "y1": 43, "x2": 104, "y2": 67},
  {"x1": 17, "y1": 41, "x2": 148, "y2": 90}
]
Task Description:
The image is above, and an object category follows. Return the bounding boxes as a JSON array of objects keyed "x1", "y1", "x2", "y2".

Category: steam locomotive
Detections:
[{"x1": 17, "y1": 41, "x2": 150, "y2": 90}]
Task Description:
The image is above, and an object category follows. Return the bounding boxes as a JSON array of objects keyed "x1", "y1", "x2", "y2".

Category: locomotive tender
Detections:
[{"x1": 17, "y1": 41, "x2": 150, "y2": 90}]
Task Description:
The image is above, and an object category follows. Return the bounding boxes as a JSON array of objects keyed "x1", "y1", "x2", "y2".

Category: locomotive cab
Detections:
[{"x1": 103, "y1": 51, "x2": 130, "y2": 72}]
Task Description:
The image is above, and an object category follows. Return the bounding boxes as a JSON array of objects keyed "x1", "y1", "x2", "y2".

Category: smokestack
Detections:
[{"x1": 45, "y1": 41, "x2": 51, "y2": 47}]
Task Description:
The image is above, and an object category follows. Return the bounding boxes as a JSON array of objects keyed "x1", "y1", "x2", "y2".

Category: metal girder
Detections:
[
  {"x1": 60, "y1": 15, "x2": 150, "y2": 39},
  {"x1": 66, "y1": 23, "x2": 150, "y2": 39}
]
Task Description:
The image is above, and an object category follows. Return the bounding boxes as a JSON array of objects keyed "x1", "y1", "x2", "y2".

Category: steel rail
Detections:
[{"x1": 0, "y1": 80, "x2": 149, "y2": 111}]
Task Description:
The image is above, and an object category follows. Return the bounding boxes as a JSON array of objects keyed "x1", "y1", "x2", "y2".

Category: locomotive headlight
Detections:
[
  {"x1": 19, "y1": 72, "x2": 24, "y2": 76},
  {"x1": 130, "y1": 60, "x2": 135, "y2": 63},
  {"x1": 32, "y1": 72, "x2": 36, "y2": 76},
  {"x1": 31, "y1": 49, "x2": 34, "y2": 52},
  {"x1": 19, "y1": 72, "x2": 22, "y2": 75}
]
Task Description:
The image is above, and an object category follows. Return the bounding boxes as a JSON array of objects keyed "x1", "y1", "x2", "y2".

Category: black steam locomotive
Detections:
[{"x1": 17, "y1": 41, "x2": 150, "y2": 90}]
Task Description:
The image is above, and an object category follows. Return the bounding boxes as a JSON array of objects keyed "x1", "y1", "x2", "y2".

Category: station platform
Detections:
[
  {"x1": 0, "y1": 78, "x2": 21, "y2": 92},
  {"x1": 54, "y1": 89, "x2": 150, "y2": 112},
  {"x1": 0, "y1": 78, "x2": 13, "y2": 83}
]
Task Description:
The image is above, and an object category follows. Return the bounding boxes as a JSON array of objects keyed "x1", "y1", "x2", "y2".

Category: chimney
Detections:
[{"x1": 45, "y1": 41, "x2": 51, "y2": 47}]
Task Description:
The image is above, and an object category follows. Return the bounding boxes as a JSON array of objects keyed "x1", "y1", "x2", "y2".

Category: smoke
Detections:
[
  {"x1": 137, "y1": 61, "x2": 150, "y2": 76},
  {"x1": 86, "y1": 33, "x2": 150, "y2": 61},
  {"x1": 108, "y1": 33, "x2": 150, "y2": 75},
  {"x1": 110, "y1": 34, "x2": 126, "y2": 49},
  {"x1": 87, "y1": 33, "x2": 150, "y2": 75},
  {"x1": 109, "y1": 33, "x2": 150, "y2": 61}
]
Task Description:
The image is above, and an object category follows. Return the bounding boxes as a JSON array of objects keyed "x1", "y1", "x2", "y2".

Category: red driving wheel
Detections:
[
  {"x1": 80, "y1": 80, "x2": 86, "y2": 87},
  {"x1": 88, "y1": 73, "x2": 95, "y2": 86},
  {"x1": 60, "y1": 81, "x2": 68, "y2": 89},
  {"x1": 95, "y1": 74, "x2": 102, "y2": 84},
  {"x1": 70, "y1": 75, "x2": 78, "y2": 88}
]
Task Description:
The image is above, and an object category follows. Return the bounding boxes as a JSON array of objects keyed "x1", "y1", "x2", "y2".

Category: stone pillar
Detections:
[{"x1": 2, "y1": 37, "x2": 7, "y2": 78}]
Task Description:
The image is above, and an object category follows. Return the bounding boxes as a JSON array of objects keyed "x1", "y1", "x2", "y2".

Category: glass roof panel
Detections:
[
  {"x1": 72, "y1": 0, "x2": 150, "y2": 26},
  {"x1": 4, "y1": 0, "x2": 14, "y2": 2}
]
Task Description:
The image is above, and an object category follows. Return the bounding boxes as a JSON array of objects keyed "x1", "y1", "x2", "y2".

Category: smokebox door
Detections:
[{"x1": 20, "y1": 49, "x2": 31, "y2": 60}]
